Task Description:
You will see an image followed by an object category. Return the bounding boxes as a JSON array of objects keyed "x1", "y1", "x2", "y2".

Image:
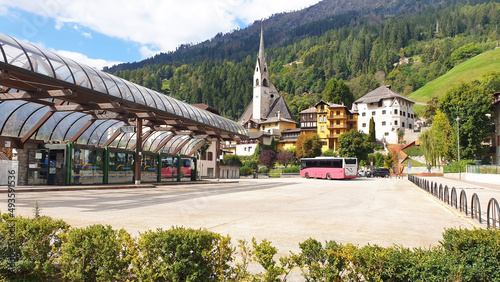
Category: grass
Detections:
[
  {"x1": 402, "y1": 157, "x2": 426, "y2": 167},
  {"x1": 408, "y1": 48, "x2": 500, "y2": 103}
]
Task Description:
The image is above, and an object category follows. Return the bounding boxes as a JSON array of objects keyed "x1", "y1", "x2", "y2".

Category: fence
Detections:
[
  {"x1": 408, "y1": 175, "x2": 500, "y2": 230},
  {"x1": 466, "y1": 165, "x2": 500, "y2": 174}
]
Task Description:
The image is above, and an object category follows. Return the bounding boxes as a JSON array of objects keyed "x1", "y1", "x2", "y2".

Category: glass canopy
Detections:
[{"x1": 0, "y1": 33, "x2": 246, "y2": 137}]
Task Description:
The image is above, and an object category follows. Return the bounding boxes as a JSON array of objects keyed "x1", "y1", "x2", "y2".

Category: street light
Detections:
[{"x1": 456, "y1": 116, "x2": 461, "y2": 180}]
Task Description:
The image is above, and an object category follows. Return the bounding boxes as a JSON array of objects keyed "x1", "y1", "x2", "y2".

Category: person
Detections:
[{"x1": 427, "y1": 163, "x2": 431, "y2": 174}]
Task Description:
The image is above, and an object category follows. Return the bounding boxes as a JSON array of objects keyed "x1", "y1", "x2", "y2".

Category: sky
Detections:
[{"x1": 0, "y1": 0, "x2": 322, "y2": 70}]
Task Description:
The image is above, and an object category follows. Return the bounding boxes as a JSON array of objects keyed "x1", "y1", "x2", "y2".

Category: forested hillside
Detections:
[{"x1": 110, "y1": 0, "x2": 500, "y2": 120}]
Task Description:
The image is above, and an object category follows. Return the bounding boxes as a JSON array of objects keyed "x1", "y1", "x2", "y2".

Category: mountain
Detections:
[
  {"x1": 106, "y1": 0, "x2": 442, "y2": 73},
  {"x1": 108, "y1": 0, "x2": 500, "y2": 121}
]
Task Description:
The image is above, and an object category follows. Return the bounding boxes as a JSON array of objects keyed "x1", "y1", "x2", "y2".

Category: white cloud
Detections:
[
  {"x1": 54, "y1": 50, "x2": 123, "y2": 70},
  {"x1": 0, "y1": 0, "x2": 321, "y2": 59}
]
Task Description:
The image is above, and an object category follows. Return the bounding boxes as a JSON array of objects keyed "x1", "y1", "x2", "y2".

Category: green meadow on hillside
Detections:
[{"x1": 408, "y1": 47, "x2": 500, "y2": 104}]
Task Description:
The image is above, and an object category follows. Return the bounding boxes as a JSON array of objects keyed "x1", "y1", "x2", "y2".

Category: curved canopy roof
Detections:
[{"x1": 0, "y1": 33, "x2": 247, "y2": 154}]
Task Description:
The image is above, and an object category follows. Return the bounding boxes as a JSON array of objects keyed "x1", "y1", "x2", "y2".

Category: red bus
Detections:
[
  {"x1": 161, "y1": 158, "x2": 192, "y2": 178},
  {"x1": 300, "y1": 157, "x2": 358, "y2": 180}
]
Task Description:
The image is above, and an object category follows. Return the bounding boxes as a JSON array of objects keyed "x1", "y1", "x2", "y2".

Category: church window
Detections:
[
  {"x1": 263, "y1": 79, "x2": 268, "y2": 87},
  {"x1": 264, "y1": 67, "x2": 267, "y2": 72},
  {"x1": 255, "y1": 79, "x2": 259, "y2": 86}
]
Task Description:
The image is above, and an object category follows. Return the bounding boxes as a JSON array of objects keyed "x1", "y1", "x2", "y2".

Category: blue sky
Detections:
[{"x1": 0, "y1": 0, "x2": 321, "y2": 70}]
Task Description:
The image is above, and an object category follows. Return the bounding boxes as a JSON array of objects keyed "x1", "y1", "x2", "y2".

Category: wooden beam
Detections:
[
  {"x1": 20, "y1": 100, "x2": 64, "y2": 144},
  {"x1": 135, "y1": 112, "x2": 157, "y2": 118},
  {"x1": 170, "y1": 138, "x2": 191, "y2": 155},
  {"x1": 92, "y1": 112, "x2": 130, "y2": 120},
  {"x1": 0, "y1": 70, "x2": 9, "y2": 79},
  {"x1": 130, "y1": 130, "x2": 153, "y2": 151},
  {"x1": 55, "y1": 102, "x2": 122, "y2": 112},
  {"x1": 0, "y1": 89, "x2": 75, "y2": 100},
  {"x1": 152, "y1": 133, "x2": 176, "y2": 154},
  {"x1": 102, "y1": 130, "x2": 122, "y2": 147},
  {"x1": 165, "y1": 119, "x2": 182, "y2": 125},
  {"x1": 68, "y1": 119, "x2": 95, "y2": 143}
]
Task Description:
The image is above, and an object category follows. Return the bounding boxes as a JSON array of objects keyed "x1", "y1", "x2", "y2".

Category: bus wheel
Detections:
[
  {"x1": 326, "y1": 173, "x2": 331, "y2": 180},
  {"x1": 305, "y1": 172, "x2": 310, "y2": 179}
]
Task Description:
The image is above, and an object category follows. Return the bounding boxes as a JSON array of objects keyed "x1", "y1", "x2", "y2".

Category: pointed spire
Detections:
[{"x1": 259, "y1": 21, "x2": 265, "y2": 61}]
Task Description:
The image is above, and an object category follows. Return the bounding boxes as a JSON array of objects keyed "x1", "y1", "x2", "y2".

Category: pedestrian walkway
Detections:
[
  {"x1": 412, "y1": 175, "x2": 500, "y2": 229},
  {"x1": 0, "y1": 180, "x2": 239, "y2": 193}
]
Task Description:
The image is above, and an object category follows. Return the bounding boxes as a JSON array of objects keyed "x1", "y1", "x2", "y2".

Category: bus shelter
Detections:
[{"x1": 0, "y1": 33, "x2": 247, "y2": 185}]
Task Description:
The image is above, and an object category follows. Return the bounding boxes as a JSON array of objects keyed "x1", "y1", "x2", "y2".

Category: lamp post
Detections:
[{"x1": 456, "y1": 116, "x2": 461, "y2": 180}]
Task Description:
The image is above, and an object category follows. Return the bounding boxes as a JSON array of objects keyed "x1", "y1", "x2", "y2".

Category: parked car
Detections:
[
  {"x1": 358, "y1": 169, "x2": 372, "y2": 177},
  {"x1": 372, "y1": 167, "x2": 390, "y2": 178}
]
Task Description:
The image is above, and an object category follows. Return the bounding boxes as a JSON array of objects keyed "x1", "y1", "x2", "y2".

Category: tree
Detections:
[
  {"x1": 259, "y1": 150, "x2": 277, "y2": 169},
  {"x1": 397, "y1": 128, "x2": 405, "y2": 143},
  {"x1": 321, "y1": 149, "x2": 339, "y2": 157},
  {"x1": 276, "y1": 150, "x2": 295, "y2": 168},
  {"x1": 296, "y1": 134, "x2": 323, "y2": 159},
  {"x1": 338, "y1": 130, "x2": 374, "y2": 162},
  {"x1": 369, "y1": 117, "x2": 376, "y2": 141},
  {"x1": 384, "y1": 152, "x2": 397, "y2": 170},
  {"x1": 438, "y1": 81, "x2": 494, "y2": 159},
  {"x1": 423, "y1": 97, "x2": 439, "y2": 122},
  {"x1": 322, "y1": 79, "x2": 355, "y2": 108}
]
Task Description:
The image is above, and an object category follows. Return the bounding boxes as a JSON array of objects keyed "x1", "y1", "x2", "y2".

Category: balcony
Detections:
[
  {"x1": 328, "y1": 114, "x2": 346, "y2": 120},
  {"x1": 327, "y1": 124, "x2": 348, "y2": 130},
  {"x1": 327, "y1": 133, "x2": 342, "y2": 139}
]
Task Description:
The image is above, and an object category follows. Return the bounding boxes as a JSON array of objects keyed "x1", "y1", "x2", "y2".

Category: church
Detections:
[{"x1": 237, "y1": 24, "x2": 297, "y2": 154}]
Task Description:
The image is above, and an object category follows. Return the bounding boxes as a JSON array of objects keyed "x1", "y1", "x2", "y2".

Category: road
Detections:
[{"x1": 1, "y1": 177, "x2": 476, "y2": 256}]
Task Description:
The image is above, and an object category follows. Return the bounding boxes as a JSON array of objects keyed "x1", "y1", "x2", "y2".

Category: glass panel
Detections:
[
  {"x1": 27, "y1": 148, "x2": 49, "y2": 185},
  {"x1": 136, "y1": 85, "x2": 155, "y2": 108},
  {"x1": 167, "y1": 99, "x2": 184, "y2": 117},
  {"x1": 160, "y1": 155, "x2": 176, "y2": 182},
  {"x1": 80, "y1": 65, "x2": 108, "y2": 94},
  {"x1": 111, "y1": 76, "x2": 135, "y2": 102},
  {"x1": 72, "y1": 148, "x2": 104, "y2": 185},
  {"x1": 42, "y1": 51, "x2": 74, "y2": 83},
  {"x1": 76, "y1": 118, "x2": 105, "y2": 145},
  {"x1": 147, "y1": 89, "x2": 164, "y2": 110},
  {"x1": 180, "y1": 139, "x2": 200, "y2": 155},
  {"x1": 108, "y1": 151, "x2": 134, "y2": 183},
  {"x1": 0, "y1": 34, "x2": 30, "y2": 70},
  {"x1": 64, "y1": 58, "x2": 92, "y2": 88},
  {"x1": 64, "y1": 115, "x2": 92, "y2": 142},
  {"x1": 20, "y1": 43, "x2": 54, "y2": 77},
  {"x1": 50, "y1": 113, "x2": 87, "y2": 142},
  {"x1": 142, "y1": 154, "x2": 158, "y2": 183},
  {"x1": 99, "y1": 72, "x2": 122, "y2": 99},
  {"x1": 20, "y1": 105, "x2": 50, "y2": 136},
  {"x1": 48, "y1": 112, "x2": 74, "y2": 141},
  {"x1": 159, "y1": 95, "x2": 175, "y2": 114},
  {"x1": 0, "y1": 100, "x2": 29, "y2": 135},
  {"x1": 98, "y1": 121, "x2": 125, "y2": 146},
  {"x1": 123, "y1": 132, "x2": 137, "y2": 150},
  {"x1": 35, "y1": 112, "x2": 72, "y2": 141},
  {"x1": 4, "y1": 102, "x2": 44, "y2": 137},
  {"x1": 177, "y1": 102, "x2": 193, "y2": 120},
  {"x1": 124, "y1": 81, "x2": 146, "y2": 105},
  {"x1": 87, "y1": 120, "x2": 120, "y2": 146}
]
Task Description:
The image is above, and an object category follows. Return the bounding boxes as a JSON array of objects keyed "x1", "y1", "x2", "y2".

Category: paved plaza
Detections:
[{"x1": 1, "y1": 177, "x2": 494, "y2": 256}]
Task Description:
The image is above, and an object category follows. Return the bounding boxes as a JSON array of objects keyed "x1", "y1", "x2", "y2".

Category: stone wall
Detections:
[{"x1": 16, "y1": 143, "x2": 38, "y2": 186}]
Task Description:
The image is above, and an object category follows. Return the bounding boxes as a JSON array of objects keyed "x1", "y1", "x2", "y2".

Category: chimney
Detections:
[
  {"x1": 277, "y1": 111, "x2": 281, "y2": 120},
  {"x1": 386, "y1": 85, "x2": 391, "y2": 89}
]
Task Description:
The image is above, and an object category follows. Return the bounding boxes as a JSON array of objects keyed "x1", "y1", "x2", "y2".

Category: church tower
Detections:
[{"x1": 253, "y1": 23, "x2": 278, "y2": 121}]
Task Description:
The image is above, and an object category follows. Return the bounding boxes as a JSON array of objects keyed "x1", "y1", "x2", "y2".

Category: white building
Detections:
[{"x1": 352, "y1": 85, "x2": 415, "y2": 144}]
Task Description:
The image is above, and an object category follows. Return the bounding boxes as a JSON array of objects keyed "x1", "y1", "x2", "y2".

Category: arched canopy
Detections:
[{"x1": 0, "y1": 33, "x2": 247, "y2": 154}]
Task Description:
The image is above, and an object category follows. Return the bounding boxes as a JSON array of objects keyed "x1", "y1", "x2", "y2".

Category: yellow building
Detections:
[{"x1": 315, "y1": 101, "x2": 358, "y2": 152}]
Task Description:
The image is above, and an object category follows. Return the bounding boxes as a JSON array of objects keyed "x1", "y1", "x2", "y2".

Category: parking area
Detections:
[{"x1": 1, "y1": 177, "x2": 479, "y2": 255}]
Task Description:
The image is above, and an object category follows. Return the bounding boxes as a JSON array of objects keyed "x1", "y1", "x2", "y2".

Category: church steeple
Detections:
[{"x1": 258, "y1": 21, "x2": 265, "y2": 63}]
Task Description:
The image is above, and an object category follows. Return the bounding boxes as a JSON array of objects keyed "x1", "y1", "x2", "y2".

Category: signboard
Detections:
[{"x1": 120, "y1": 126, "x2": 136, "y2": 133}]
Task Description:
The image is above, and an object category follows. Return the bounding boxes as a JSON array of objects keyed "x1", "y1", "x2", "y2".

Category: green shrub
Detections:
[
  {"x1": 282, "y1": 166, "x2": 300, "y2": 173},
  {"x1": 443, "y1": 159, "x2": 475, "y2": 173},
  {"x1": 258, "y1": 167, "x2": 269, "y2": 173},
  {"x1": 442, "y1": 228, "x2": 500, "y2": 281},
  {"x1": 243, "y1": 160, "x2": 258, "y2": 170},
  {"x1": 59, "y1": 224, "x2": 134, "y2": 281},
  {"x1": 222, "y1": 154, "x2": 242, "y2": 166},
  {"x1": 0, "y1": 215, "x2": 69, "y2": 280},
  {"x1": 133, "y1": 227, "x2": 234, "y2": 281},
  {"x1": 296, "y1": 239, "x2": 349, "y2": 281},
  {"x1": 240, "y1": 166, "x2": 253, "y2": 176}
]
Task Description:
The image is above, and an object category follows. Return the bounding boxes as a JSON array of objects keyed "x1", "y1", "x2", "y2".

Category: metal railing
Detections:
[
  {"x1": 467, "y1": 165, "x2": 500, "y2": 174},
  {"x1": 408, "y1": 175, "x2": 500, "y2": 229}
]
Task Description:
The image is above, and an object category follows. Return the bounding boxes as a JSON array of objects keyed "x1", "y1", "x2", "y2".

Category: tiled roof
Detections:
[
  {"x1": 268, "y1": 97, "x2": 296, "y2": 122},
  {"x1": 354, "y1": 85, "x2": 415, "y2": 104},
  {"x1": 300, "y1": 107, "x2": 317, "y2": 114}
]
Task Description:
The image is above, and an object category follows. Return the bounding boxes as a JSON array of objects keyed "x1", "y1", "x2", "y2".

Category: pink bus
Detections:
[{"x1": 300, "y1": 157, "x2": 358, "y2": 180}]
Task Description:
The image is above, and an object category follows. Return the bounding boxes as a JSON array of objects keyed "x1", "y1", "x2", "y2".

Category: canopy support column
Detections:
[
  {"x1": 216, "y1": 138, "x2": 220, "y2": 179},
  {"x1": 135, "y1": 118, "x2": 143, "y2": 185}
]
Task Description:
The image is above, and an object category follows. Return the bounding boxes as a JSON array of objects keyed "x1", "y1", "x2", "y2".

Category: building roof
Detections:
[
  {"x1": 354, "y1": 85, "x2": 415, "y2": 105},
  {"x1": 240, "y1": 96, "x2": 296, "y2": 124},
  {"x1": 315, "y1": 100, "x2": 347, "y2": 108},
  {"x1": 192, "y1": 104, "x2": 221, "y2": 115},
  {"x1": 300, "y1": 107, "x2": 317, "y2": 114},
  {"x1": 282, "y1": 128, "x2": 301, "y2": 133}
]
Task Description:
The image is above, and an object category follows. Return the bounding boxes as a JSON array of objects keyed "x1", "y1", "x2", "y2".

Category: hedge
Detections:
[{"x1": 2, "y1": 214, "x2": 500, "y2": 281}]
